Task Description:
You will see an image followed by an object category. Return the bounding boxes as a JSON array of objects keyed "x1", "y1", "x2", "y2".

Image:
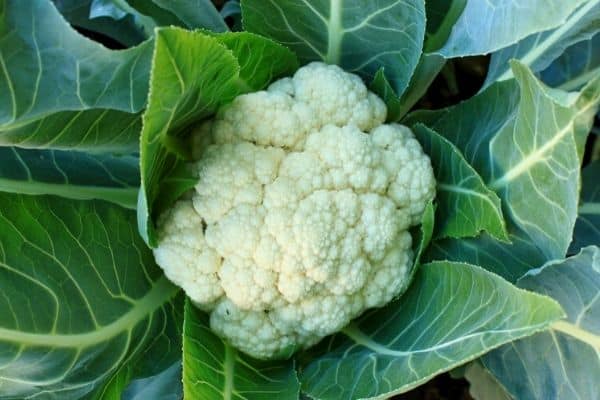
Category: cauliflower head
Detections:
[{"x1": 153, "y1": 62, "x2": 436, "y2": 359}]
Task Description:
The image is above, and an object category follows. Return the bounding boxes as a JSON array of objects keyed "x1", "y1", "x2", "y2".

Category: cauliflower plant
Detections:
[{"x1": 153, "y1": 62, "x2": 436, "y2": 359}]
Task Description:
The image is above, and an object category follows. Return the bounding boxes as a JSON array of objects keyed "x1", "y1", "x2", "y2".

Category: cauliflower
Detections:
[{"x1": 153, "y1": 62, "x2": 436, "y2": 359}]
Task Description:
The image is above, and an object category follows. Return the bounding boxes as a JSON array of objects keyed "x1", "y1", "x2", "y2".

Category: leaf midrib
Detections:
[
  {"x1": 341, "y1": 322, "x2": 553, "y2": 357},
  {"x1": 0, "y1": 177, "x2": 138, "y2": 209},
  {"x1": 325, "y1": 0, "x2": 343, "y2": 63},
  {"x1": 551, "y1": 320, "x2": 600, "y2": 349},
  {"x1": 490, "y1": 96, "x2": 598, "y2": 190},
  {"x1": 0, "y1": 276, "x2": 177, "y2": 348}
]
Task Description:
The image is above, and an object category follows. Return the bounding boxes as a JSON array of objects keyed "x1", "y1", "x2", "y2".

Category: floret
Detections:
[{"x1": 153, "y1": 62, "x2": 436, "y2": 359}]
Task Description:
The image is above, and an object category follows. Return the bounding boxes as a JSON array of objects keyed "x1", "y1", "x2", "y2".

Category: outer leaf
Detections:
[
  {"x1": 437, "y1": 0, "x2": 589, "y2": 58},
  {"x1": 541, "y1": 32, "x2": 600, "y2": 91},
  {"x1": 150, "y1": 0, "x2": 228, "y2": 32},
  {"x1": 138, "y1": 28, "x2": 298, "y2": 245},
  {"x1": 407, "y1": 63, "x2": 600, "y2": 270},
  {"x1": 0, "y1": 193, "x2": 181, "y2": 399},
  {"x1": 482, "y1": 246, "x2": 600, "y2": 400},
  {"x1": 90, "y1": 0, "x2": 157, "y2": 37},
  {"x1": 484, "y1": 0, "x2": 600, "y2": 87},
  {"x1": 122, "y1": 362, "x2": 183, "y2": 400},
  {"x1": 53, "y1": 0, "x2": 147, "y2": 46},
  {"x1": 464, "y1": 361, "x2": 513, "y2": 400},
  {"x1": 426, "y1": 228, "x2": 546, "y2": 283},
  {"x1": 488, "y1": 62, "x2": 600, "y2": 259},
  {"x1": 0, "y1": 0, "x2": 153, "y2": 152},
  {"x1": 570, "y1": 161, "x2": 600, "y2": 254},
  {"x1": 299, "y1": 261, "x2": 563, "y2": 400},
  {"x1": 412, "y1": 124, "x2": 507, "y2": 241},
  {"x1": 0, "y1": 147, "x2": 139, "y2": 209},
  {"x1": 183, "y1": 301, "x2": 299, "y2": 399},
  {"x1": 241, "y1": 0, "x2": 426, "y2": 96},
  {"x1": 404, "y1": 80, "x2": 520, "y2": 179}
]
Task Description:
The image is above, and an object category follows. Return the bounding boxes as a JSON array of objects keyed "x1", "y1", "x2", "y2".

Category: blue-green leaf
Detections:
[
  {"x1": 0, "y1": 193, "x2": 181, "y2": 398},
  {"x1": 482, "y1": 246, "x2": 600, "y2": 400},
  {"x1": 53, "y1": 0, "x2": 147, "y2": 46},
  {"x1": 437, "y1": 0, "x2": 590, "y2": 58},
  {"x1": 541, "y1": 33, "x2": 600, "y2": 91},
  {"x1": 183, "y1": 300, "x2": 299, "y2": 400},
  {"x1": 0, "y1": 147, "x2": 139, "y2": 209},
  {"x1": 412, "y1": 124, "x2": 507, "y2": 241},
  {"x1": 484, "y1": 0, "x2": 600, "y2": 88},
  {"x1": 570, "y1": 161, "x2": 600, "y2": 253},
  {"x1": 0, "y1": 0, "x2": 153, "y2": 152},
  {"x1": 407, "y1": 62, "x2": 600, "y2": 270},
  {"x1": 242, "y1": 0, "x2": 426, "y2": 96},
  {"x1": 300, "y1": 261, "x2": 563, "y2": 399}
]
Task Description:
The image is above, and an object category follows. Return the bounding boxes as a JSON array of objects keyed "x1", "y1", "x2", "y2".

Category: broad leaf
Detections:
[
  {"x1": 122, "y1": 362, "x2": 183, "y2": 400},
  {"x1": 0, "y1": 193, "x2": 181, "y2": 399},
  {"x1": 437, "y1": 0, "x2": 589, "y2": 58},
  {"x1": 484, "y1": 0, "x2": 600, "y2": 87},
  {"x1": 464, "y1": 361, "x2": 512, "y2": 400},
  {"x1": 53, "y1": 0, "x2": 147, "y2": 46},
  {"x1": 138, "y1": 28, "x2": 298, "y2": 245},
  {"x1": 426, "y1": 228, "x2": 546, "y2": 283},
  {"x1": 487, "y1": 62, "x2": 600, "y2": 259},
  {"x1": 149, "y1": 0, "x2": 228, "y2": 32},
  {"x1": 0, "y1": 0, "x2": 153, "y2": 152},
  {"x1": 412, "y1": 124, "x2": 507, "y2": 241},
  {"x1": 541, "y1": 32, "x2": 600, "y2": 91},
  {"x1": 0, "y1": 147, "x2": 139, "y2": 209},
  {"x1": 299, "y1": 261, "x2": 563, "y2": 399},
  {"x1": 570, "y1": 161, "x2": 600, "y2": 254},
  {"x1": 408, "y1": 62, "x2": 600, "y2": 265},
  {"x1": 482, "y1": 246, "x2": 600, "y2": 400},
  {"x1": 183, "y1": 301, "x2": 299, "y2": 399},
  {"x1": 241, "y1": 0, "x2": 426, "y2": 96}
]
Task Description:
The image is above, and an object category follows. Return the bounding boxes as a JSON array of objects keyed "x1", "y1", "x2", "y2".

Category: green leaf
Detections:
[
  {"x1": 241, "y1": 0, "x2": 426, "y2": 96},
  {"x1": 423, "y1": 0, "x2": 466, "y2": 52},
  {"x1": 0, "y1": 0, "x2": 153, "y2": 152},
  {"x1": 0, "y1": 193, "x2": 181, "y2": 398},
  {"x1": 122, "y1": 362, "x2": 183, "y2": 400},
  {"x1": 369, "y1": 69, "x2": 402, "y2": 122},
  {"x1": 404, "y1": 80, "x2": 520, "y2": 179},
  {"x1": 408, "y1": 63, "x2": 600, "y2": 266},
  {"x1": 570, "y1": 161, "x2": 600, "y2": 254},
  {"x1": 138, "y1": 28, "x2": 298, "y2": 245},
  {"x1": 299, "y1": 261, "x2": 564, "y2": 399},
  {"x1": 463, "y1": 361, "x2": 513, "y2": 400},
  {"x1": 425, "y1": 228, "x2": 546, "y2": 283},
  {"x1": 90, "y1": 0, "x2": 158, "y2": 37},
  {"x1": 412, "y1": 199, "x2": 434, "y2": 270},
  {"x1": 436, "y1": 0, "x2": 590, "y2": 58},
  {"x1": 54, "y1": 0, "x2": 147, "y2": 46},
  {"x1": 183, "y1": 300, "x2": 299, "y2": 400},
  {"x1": 412, "y1": 124, "x2": 507, "y2": 241},
  {"x1": 0, "y1": 147, "x2": 139, "y2": 209},
  {"x1": 484, "y1": 0, "x2": 600, "y2": 87},
  {"x1": 488, "y1": 62, "x2": 600, "y2": 259},
  {"x1": 149, "y1": 0, "x2": 228, "y2": 32},
  {"x1": 395, "y1": 53, "x2": 446, "y2": 120},
  {"x1": 482, "y1": 246, "x2": 600, "y2": 400},
  {"x1": 541, "y1": 33, "x2": 600, "y2": 91}
]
